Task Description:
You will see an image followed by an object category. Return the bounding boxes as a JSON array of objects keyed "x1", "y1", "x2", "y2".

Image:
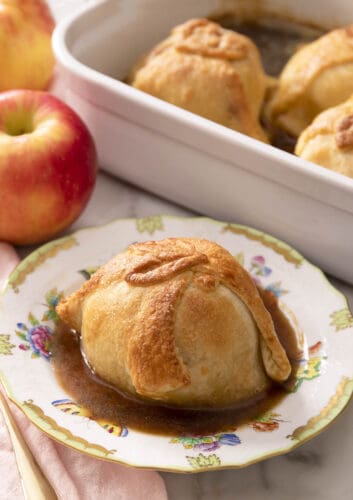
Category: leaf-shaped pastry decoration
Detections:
[
  {"x1": 125, "y1": 252, "x2": 208, "y2": 285},
  {"x1": 175, "y1": 18, "x2": 248, "y2": 60}
]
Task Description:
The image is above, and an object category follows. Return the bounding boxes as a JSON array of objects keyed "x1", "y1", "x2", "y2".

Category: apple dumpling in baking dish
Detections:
[
  {"x1": 127, "y1": 18, "x2": 269, "y2": 142},
  {"x1": 56, "y1": 238, "x2": 292, "y2": 409},
  {"x1": 295, "y1": 94, "x2": 353, "y2": 178},
  {"x1": 268, "y1": 25, "x2": 353, "y2": 138}
]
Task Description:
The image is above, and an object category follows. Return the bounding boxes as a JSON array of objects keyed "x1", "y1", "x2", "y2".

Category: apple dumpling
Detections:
[
  {"x1": 267, "y1": 25, "x2": 353, "y2": 137},
  {"x1": 127, "y1": 18, "x2": 269, "y2": 142},
  {"x1": 295, "y1": 94, "x2": 353, "y2": 178},
  {"x1": 56, "y1": 238, "x2": 291, "y2": 409}
]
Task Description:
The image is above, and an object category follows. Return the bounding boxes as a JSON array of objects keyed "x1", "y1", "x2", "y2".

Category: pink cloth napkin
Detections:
[{"x1": 0, "y1": 243, "x2": 168, "y2": 500}]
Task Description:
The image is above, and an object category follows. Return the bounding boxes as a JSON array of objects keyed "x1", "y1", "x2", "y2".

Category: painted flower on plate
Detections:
[
  {"x1": 15, "y1": 288, "x2": 63, "y2": 360},
  {"x1": 250, "y1": 255, "x2": 272, "y2": 277},
  {"x1": 171, "y1": 432, "x2": 241, "y2": 452},
  {"x1": 28, "y1": 325, "x2": 52, "y2": 359},
  {"x1": 17, "y1": 319, "x2": 53, "y2": 360},
  {"x1": 249, "y1": 412, "x2": 284, "y2": 432}
]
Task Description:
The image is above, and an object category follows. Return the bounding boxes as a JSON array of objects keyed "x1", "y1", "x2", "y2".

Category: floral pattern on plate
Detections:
[
  {"x1": 171, "y1": 432, "x2": 241, "y2": 452},
  {"x1": 249, "y1": 412, "x2": 286, "y2": 432},
  {"x1": 15, "y1": 289, "x2": 63, "y2": 360},
  {"x1": 290, "y1": 341, "x2": 326, "y2": 392},
  {"x1": 52, "y1": 399, "x2": 128, "y2": 438}
]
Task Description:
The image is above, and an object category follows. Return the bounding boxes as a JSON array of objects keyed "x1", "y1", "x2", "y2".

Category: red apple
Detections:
[
  {"x1": 0, "y1": 90, "x2": 98, "y2": 245},
  {"x1": 0, "y1": 0, "x2": 55, "y2": 91}
]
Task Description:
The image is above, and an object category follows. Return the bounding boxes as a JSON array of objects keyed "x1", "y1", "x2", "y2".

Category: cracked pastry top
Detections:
[
  {"x1": 56, "y1": 238, "x2": 291, "y2": 408},
  {"x1": 267, "y1": 25, "x2": 353, "y2": 138},
  {"x1": 127, "y1": 18, "x2": 268, "y2": 142},
  {"x1": 295, "y1": 94, "x2": 353, "y2": 178}
]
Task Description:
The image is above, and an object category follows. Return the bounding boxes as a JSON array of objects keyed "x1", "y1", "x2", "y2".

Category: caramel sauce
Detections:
[{"x1": 51, "y1": 288, "x2": 301, "y2": 436}]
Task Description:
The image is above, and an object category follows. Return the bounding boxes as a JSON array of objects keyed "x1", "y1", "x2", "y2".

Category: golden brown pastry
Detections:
[
  {"x1": 127, "y1": 18, "x2": 269, "y2": 142},
  {"x1": 57, "y1": 238, "x2": 291, "y2": 408},
  {"x1": 295, "y1": 94, "x2": 353, "y2": 178},
  {"x1": 268, "y1": 25, "x2": 353, "y2": 137}
]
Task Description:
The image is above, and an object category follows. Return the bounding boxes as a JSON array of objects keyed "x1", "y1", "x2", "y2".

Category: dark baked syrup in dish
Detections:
[{"x1": 51, "y1": 288, "x2": 302, "y2": 436}]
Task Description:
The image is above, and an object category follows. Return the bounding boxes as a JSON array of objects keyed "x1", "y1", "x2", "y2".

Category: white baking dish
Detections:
[{"x1": 52, "y1": 0, "x2": 353, "y2": 284}]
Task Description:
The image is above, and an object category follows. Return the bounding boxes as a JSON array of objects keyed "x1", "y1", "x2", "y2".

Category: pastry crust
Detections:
[
  {"x1": 57, "y1": 238, "x2": 291, "y2": 407},
  {"x1": 295, "y1": 94, "x2": 353, "y2": 178},
  {"x1": 268, "y1": 25, "x2": 353, "y2": 137},
  {"x1": 127, "y1": 18, "x2": 268, "y2": 142}
]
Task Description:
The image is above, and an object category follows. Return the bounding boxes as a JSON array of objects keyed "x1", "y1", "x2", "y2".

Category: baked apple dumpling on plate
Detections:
[{"x1": 56, "y1": 238, "x2": 292, "y2": 409}]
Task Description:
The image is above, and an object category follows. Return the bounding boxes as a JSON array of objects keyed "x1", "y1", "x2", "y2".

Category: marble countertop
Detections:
[
  {"x1": 34, "y1": 1, "x2": 353, "y2": 498},
  {"x1": 65, "y1": 171, "x2": 353, "y2": 500}
]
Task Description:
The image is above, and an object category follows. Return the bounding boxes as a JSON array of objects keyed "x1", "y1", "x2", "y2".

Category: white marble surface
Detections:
[
  {"x1": 62, "y1": 171, "x2": 353, "y2": 500},
  {"x1": 25, "y1": 1, "x2": 353, "y2": 498}
]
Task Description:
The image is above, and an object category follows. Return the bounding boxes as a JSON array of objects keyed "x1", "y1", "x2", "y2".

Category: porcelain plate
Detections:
[{"x1": 0, "y1": 216, "x2": 352, "y2": 472}]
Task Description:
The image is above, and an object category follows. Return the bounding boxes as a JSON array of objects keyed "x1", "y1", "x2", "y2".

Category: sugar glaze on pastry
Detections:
[{"x1": 56, "y1": 238, "x2": 291, "y2": 408}]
